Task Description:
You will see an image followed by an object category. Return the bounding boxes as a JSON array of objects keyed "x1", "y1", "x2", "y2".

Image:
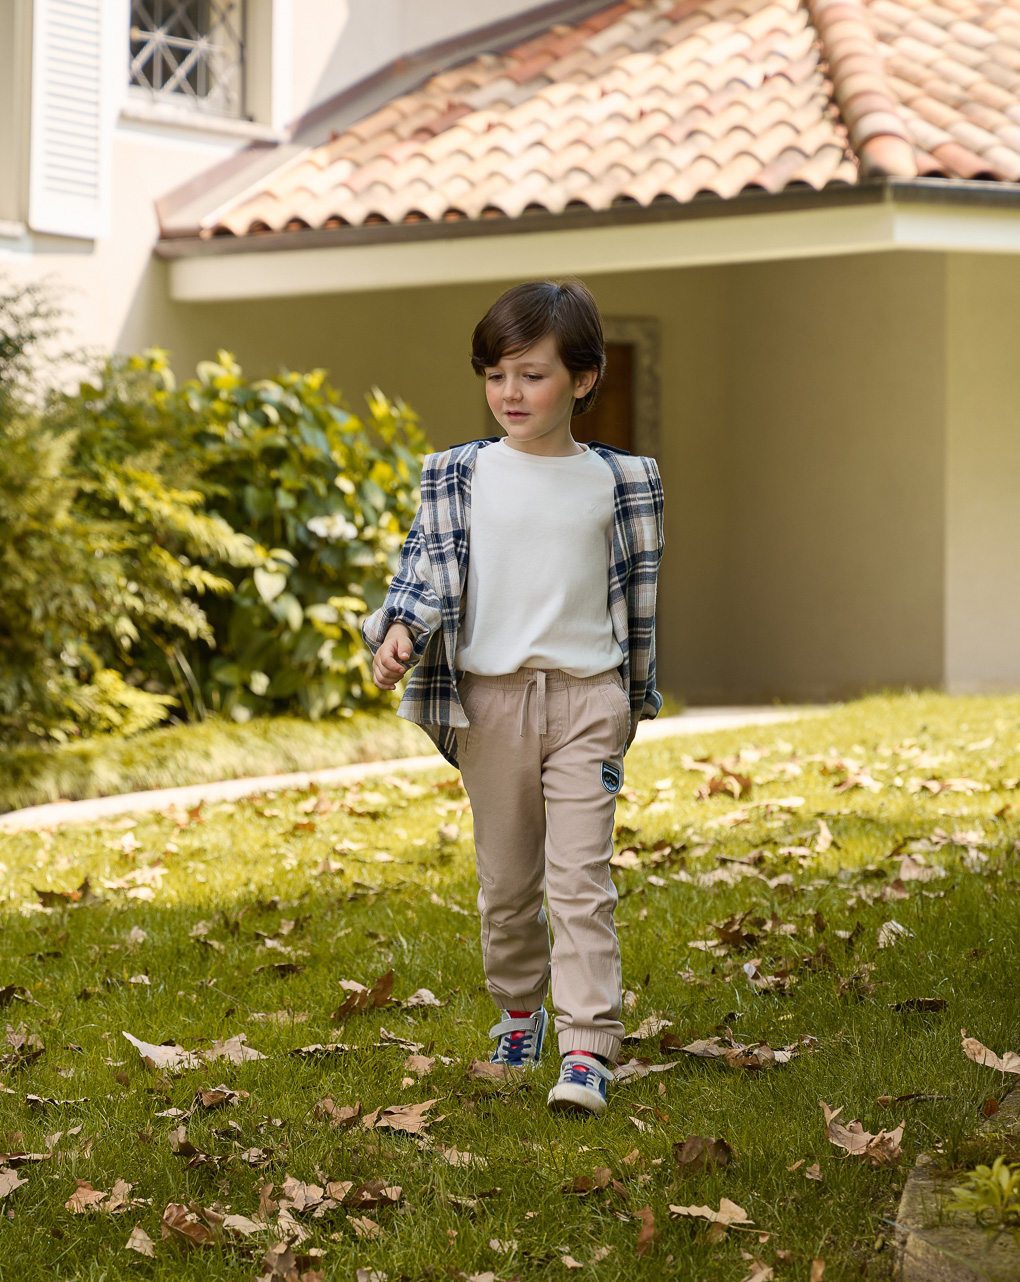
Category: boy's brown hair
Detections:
[{"x1": 470, "y1": 279, "x2": 606, "y2": 415}]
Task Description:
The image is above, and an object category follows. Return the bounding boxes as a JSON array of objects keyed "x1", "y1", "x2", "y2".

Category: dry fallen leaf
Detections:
[
  {"x1": 161, "y1": 1201, "x2": 218, "y2": 1248},
  {"x1": 65, "y1": 1179, "x2": 109, "y2": 1212},
  {"x1": 0, "y1": 1167, "x2": 28, "y2": 1199},
  {"x1": 636, "y1": 1204, "x2": 659, "y2": 1255},
  {"x1": 313, "y1": 1098, "x2": 361, "y2": 1129},
  {"x1": 674, "y1": 1134, "x2": 733, "y2": 1174},
  {"x1": 877, "y1": 920, "x2": 913, "y2": 949},
  {"x1": 820, "y1": 1101, "x2": 904, "y2": 1165},
  {"x1": 561, "y1": 1255, "x2": 584, "y2": 1270},
  {"x1": 125, "y1": 1224, "x2": 156, "y2": 1257},
  {"x1": 810, "y1": 1259, "x2": 826, "y2": 1282},
  {"x1": 466, "y1": 1059, "x2": 512, "y2": 1081},
  {"x1": 961, "y1": 1029, "x2": 1020, "y2": 1074},
  {"x1": 623, "y1": 1015, "x2": 672, "y2": 1042},
  {"x1": 741, "y1": 1263, "x2": 774, "y2": 1282},
  {"x1": 332, "y1": 970, "x2": 394, "y2": 1021},
  {"x1": 669, "y1": 1198, "x2": 752, "y2": 1226},
  {"x1": 362, "y1": 1098, "x2": 438, "y2": 1135}
]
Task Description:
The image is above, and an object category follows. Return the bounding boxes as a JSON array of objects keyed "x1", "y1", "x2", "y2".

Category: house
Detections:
[{"x1": 3, "y1": 0, "x2": 1020, "y2": 705}]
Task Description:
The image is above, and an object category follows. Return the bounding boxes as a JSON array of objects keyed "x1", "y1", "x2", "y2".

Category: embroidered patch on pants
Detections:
[{"x1": 601, "y1": 761, "x2": 622, "y2": 794}]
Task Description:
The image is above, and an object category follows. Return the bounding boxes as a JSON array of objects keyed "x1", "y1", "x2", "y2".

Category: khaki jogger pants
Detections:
[{"x1": 455, "y1": 666, "x2": 630, "y2": 1063}]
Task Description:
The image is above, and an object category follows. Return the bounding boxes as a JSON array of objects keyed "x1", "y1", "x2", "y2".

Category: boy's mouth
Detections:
[{"x1": 505, "y1": 410, "x2": 529, "y2": 419}]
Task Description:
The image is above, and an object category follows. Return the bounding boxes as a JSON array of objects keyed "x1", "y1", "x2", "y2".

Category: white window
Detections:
[{"x1": 128, "y1": 1, "x2": 247, "y2": 119}]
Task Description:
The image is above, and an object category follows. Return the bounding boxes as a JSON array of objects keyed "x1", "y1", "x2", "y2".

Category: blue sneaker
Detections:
[
  {"x1": 488, "y1": 1007, "x2": 549, "y2": 1068},
  {"x1": 547, "y1": 1052, "x2": 613, "y2": 1114}
]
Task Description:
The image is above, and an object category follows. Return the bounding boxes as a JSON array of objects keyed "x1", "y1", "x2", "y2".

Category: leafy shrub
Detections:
[
  {"x1": 63, "y1": 350, "x2": 426, "y2": 723},
  {"x1": 0, "y1": 283, "x2": 427, "y2": 745},
  {"x1": 0, "y1": 286, "x2": 260, "y2": 744}
]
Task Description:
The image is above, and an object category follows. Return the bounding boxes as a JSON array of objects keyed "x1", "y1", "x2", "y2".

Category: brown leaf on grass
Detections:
[
  {"x1": 0, "y1": 986, "x2": 33, "y2": 1009},
  {"x1": 804, "y1": 1162, "x2": 823, "y2": 1182},
  {"x1": 623, "y1": 1015, "x2": 672, "y2": 1042},
  {"x1": 820, "y1": 1101, "x2": 904, "y2": 1165},
  {"x1": 984, "y1": 1098, "x2": 1001, "y2": 1118},
  {"x1": 348, "y1": 1213, "x2": 382, "y2": 1238},
  {"x1": 25, "y1": 1094, "x2": 90, "y2": 1110},
  {"x1": 713, "y1": 911, "x2": 764, "y2": 950},
  {"x1": 961, "y1": 1029, "x2": 1020, "y2": 1074},
  {"x1": 362, "y1": 1098, "x2": 438, "y2": 1135},
  {"x1": 248, "y1": 1010, "x2": 309, "y2": 1025},
  {"x1": 290, "y1": 1042, "x2": 353, "y2": 1060},
  {"x1": 204, "y1": 1034, "x2": 265, "y2": 1064},
  {"x1": 160, "y1": 1201, "x2": 220, "y2": 1247},
  {"x1": 253, "y1": 962, "x2": 305, "y2": 977},
  {"x1": 890, "y1": 998, "x2": 947, "y2": 1013},
  {"x1": 466, "y1": 1059, "x2": 512, "y2": 1081},
  {"x1": 810, "y1": 1259, "x2": 826, "y2": 1282},
  {"x1": 195, "y1": 1084, "x2": 249, "y2": 1109},
  {"x1": 613, "y1": 1057, "x2": 685, "y2": 1083},
  {"x1": 562, "y1": 1255, "x2": 584, "y2": 1269},
  {"x1": 877, "y1": 920, "x2": 913, "y2": 949},
  {"x1": 281, "y1": 1174, "x2": 324, "y2": 1212},
  {"x1": 339, "y1": 1180, "x2": 402, "y2": 1211},
  {"x1": 404, "y1": 1054, "x2": 435, "y2": 1078},
  {"x1": 669, "y1": 1198, "x2": 752, "y2": 1226},
  {"x1": 674, "y1": 1135, "x2": 733, "y2": 1174},
  {"x1": 635, "y1": 1205, "x2": 658, "y2": 1255},
  {"x1": 3, "y1": 1024, "x2": 45, "y2": 1070},
  {"x1": 331, "y1": 970, "x2": 394, "y2": 1021},
  {"x1": 125, "y1": 1224, "x2": 156, "y2": 1257},
  {"x1": 260, "y1": 1240, "x2": 326, "y2": 1280},
  {"x1": 65, "y1": 1180, "x2": 108, "y2": 1212},
  {"x1": 740, "y1": 1263, "x2": 774, "y2": 1282},
  {"x1": 34, "y1": 877, "x2": 101, "y2": 908},
  {"x1": 679, "y1": 1035, "x2": 801, "y2": 1070},
  {"x1": 122, "y1": 1031, "x2": 200, "y2": 1072},
  {"x1": 313, "y1": 1098, "x2": 361, "y2": 1129},
  {"x1": 0, "y1": 1167, "x2": 28, "y2": 1199},
  {"x1": 695, "y1": 772, "x2": 752, "y2": 801},
  {"x1": 398, "y1": 988, "x2": 446, "y2": 1009},
  {"x1": 898, "y1": 855, "x2": 946, "y2": 882}
]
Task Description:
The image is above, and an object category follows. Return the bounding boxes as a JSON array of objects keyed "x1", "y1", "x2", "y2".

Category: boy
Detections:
[{"x1": 363, "y1": 280, "x2": 664, "y2": 1114}]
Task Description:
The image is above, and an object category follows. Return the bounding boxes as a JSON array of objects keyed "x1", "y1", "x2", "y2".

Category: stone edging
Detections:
[{"x1": 0, "y1": 706, "x2": 819, "y2": 833}]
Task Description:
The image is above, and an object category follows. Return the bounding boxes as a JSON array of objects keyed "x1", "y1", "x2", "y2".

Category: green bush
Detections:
[
  {"x1": 0, "y1": 284, "x2": 237, "y2": 744},
  {"x1": 0, "y1": 284, "x2": 427, "y2": 747},
  {"x1": 173, "y1": 353, "x2": 426, "y2": 722}
]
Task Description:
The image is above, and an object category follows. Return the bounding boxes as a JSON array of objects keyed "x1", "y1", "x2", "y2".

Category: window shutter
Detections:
[{"x1": 29, "y1": 0, "x2": 117, "y2": 239}]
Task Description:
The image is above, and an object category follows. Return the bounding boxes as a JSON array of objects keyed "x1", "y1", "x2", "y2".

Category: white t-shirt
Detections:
[{"x1": 454, "y1": 439, "x2": 624, "y2": 677}]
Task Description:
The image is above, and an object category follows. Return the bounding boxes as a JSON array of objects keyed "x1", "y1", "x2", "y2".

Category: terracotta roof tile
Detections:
[{"x1": 193, "y1": 0, "x2": 1020, "y2": 240}]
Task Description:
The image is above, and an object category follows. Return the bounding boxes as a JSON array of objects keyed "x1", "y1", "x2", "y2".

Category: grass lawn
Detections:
[
  {"x1": 2, "y1": 691, "x2": 1020, "y2": 1281},
  {"x1": 0, "y1": 713, "x2": 434, "y2": 815}
]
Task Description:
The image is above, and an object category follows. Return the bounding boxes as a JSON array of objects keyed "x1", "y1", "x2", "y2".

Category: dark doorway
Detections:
[{"x1": 575, "y1": 342, "x2": 634, "y2": 453}]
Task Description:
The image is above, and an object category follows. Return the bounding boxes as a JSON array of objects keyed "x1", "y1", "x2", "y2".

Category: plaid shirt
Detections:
[{"x1": 362, "y1": 437, "x2": 664, "y2": 767}]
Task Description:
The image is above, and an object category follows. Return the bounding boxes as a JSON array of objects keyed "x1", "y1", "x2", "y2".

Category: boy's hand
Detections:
[{"x1": 373, "y1": 623, "x2": 414, "y2": 690}]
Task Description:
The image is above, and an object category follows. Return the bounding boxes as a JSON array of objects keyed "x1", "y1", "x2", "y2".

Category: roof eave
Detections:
[{"x1": 163, "y1": 179, "x2": 1020, "y2": 304}]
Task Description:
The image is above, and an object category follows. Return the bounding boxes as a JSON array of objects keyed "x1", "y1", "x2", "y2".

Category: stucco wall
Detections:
[
  {"x1": 161, "y1": 253, "x2": 949, "y2": 705},
  {"x1": 0, "y1": 0, "x2": 550, "y2": 358},
  {"x1": 945, "y1": 254, "x2": 1020, "y2": 694}
]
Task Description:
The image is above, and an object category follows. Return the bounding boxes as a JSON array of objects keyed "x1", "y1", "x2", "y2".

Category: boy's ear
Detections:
[{"x1": 574, "y1": 367, "x2": 598, "y2": 399}]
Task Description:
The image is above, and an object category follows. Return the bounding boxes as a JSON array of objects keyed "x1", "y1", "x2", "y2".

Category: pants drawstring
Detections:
[{"x1": 519, "y1": 669, "x2": 547, "y2": 737}]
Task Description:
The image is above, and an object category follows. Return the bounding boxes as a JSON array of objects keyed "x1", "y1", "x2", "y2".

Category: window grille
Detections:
[{"x1": 129, "y1": 1, "x2": 246, "y2": 118}]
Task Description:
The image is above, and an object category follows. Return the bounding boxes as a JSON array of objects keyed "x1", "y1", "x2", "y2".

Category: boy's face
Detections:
[{"x1": 483, "y1": 333, "x2": 597, "y2": 452}]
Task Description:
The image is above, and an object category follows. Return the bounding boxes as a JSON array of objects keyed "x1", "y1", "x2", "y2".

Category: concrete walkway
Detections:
[{"x1": 0, "y1": 705, "x2": 821, "y2": 833}]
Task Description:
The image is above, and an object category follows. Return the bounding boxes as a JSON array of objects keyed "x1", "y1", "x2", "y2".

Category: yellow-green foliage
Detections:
[{"x1": 0, "y1": 281, "x2": 428, "y2": 746}]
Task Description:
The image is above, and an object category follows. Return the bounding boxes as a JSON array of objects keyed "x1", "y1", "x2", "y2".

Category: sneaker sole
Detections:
[{"x1": 546, "y1": 1082, "x2": 607, "y2": 1115}]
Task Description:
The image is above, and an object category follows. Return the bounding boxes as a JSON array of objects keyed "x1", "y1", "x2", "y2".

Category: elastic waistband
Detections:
[{"x1": 457, "y1": 666, "x2": 623, "y2": 690}]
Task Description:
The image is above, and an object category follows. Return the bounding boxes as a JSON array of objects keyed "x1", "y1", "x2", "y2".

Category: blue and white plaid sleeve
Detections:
[{"x1": 362, "y1": 506, "x2": 442, "y2": 666}]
